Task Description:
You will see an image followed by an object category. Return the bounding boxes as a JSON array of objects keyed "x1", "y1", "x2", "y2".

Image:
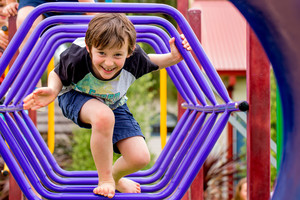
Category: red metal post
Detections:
[
  {"x1": 8, "y1": 15, "x2": 23, "y2": 200},
  {"x1": 246, "y1": 25, "x2": 270, "y2": 200},
  {"x1": 177, "y1": 0, "x2": 190, "y2": 199},
  {"x1": 227, "y1": 75, "x2": 236, "y2": 200},
  {"x1": 187, "y1": 8, "x2": 204, "y2": 200}
]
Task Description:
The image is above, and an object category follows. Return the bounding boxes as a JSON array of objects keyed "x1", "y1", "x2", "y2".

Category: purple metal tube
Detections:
[
  {"x1": 136, "y1": 28, "x2": 205, "y2": 105},
  {"x1": 137, "y1": 38, "x2": 192, "y2": 105},
  {"x1": 6, "y1": 36, "x2": 204, "y2": 190},
  {"x1": 3, "y1": 26, "x2": 225, "y2": 189},
  {"x1": 128, "y1": 109, "x2": 191, "y2": 177},
  {"x1": 132, "y1": 110, "x2": 197, "y2": 185},
  {"x1": 4, "y1": 112, "x2": 96, "y2": 192},
  {"x1": 12, "y1": 26, "x2": 197, "y2": 181},
  {"x1": 8, "y1": 22, "x2": 207, "y2": 182},
  {"x1": 0, "y1": 16, "x2": 92, "y2": 100},
  {"x1": 1, "y1": 113, "x2": 196, "y2": 199},
  {"x1": 140, "y1": 112, "x2": 207, "y2": 191},
  {"x1": 21, "y1": 108, "x2": 191, "y2": 180},
  {"x1": 0, "y1": 113, "x2": 166, "y2": 199},
  {"x1": 0, "y1": 3, "x2": 229, "y2": 104},
  {"x1": 0, "y1": 20, "x2": 230, "y2": 191},
  {"x1": 181, "y1": 101, "x2": 242, "y2": 113},
  {"x1": 21, "y1": 110, "x2": 98, "y2": 177},
  {"x1": 137, "y1": 34, "x2": 197, "y2": 105},
  {"x1": 7, "y1": 32, "x2": 194, "y2": 186},
  {"x1": 7, "y1": 28, "x2": 87, "y2": 105},
  {"x1": 3, "y1": 15, "x2": 214, "y2": 107},
  {"x1": 31, "y1": 3, "x2": 231, "y2": 103},
  {"x1": 4, "y1": 15, "x2": 207, "y2": 105},
  {"x1": 7, "y1": 28, "x2": 199, "y2": 183},
  {"x1": 0, "y1": 3, "x2": 236, "y2": 199},
  {"x1": 144, "y1": 112, "x2": 219, "y2": 197},
  {"x1": 0, "y1": 122, "x2": 42, "y2": 200},
  {"x1": 170, "y1": 112, "x2": 231, "y2": 199},
  {"x1": 132, "y1": 18, "x2": 212, "y2": 105}
]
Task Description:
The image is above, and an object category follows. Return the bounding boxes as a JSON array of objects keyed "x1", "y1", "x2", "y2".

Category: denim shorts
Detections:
[{"x1": 58, "y1": 90, "x2": 144, "y2": 153}]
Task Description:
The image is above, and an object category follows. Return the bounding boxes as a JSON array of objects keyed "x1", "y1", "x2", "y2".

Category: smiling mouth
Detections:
[{"x1": 101, "y1": 66, "x2": 115, "y2": 72}]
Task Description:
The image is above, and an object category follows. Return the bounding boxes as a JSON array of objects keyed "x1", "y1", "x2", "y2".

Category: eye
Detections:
[
  {"x1": 114, "y1": 53, "x2": 122, "y2": 57},
  {"x1": 98, "y1": 51, "x2": 105, "y2": 56}
]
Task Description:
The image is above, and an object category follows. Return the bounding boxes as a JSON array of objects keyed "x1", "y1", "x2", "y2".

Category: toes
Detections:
[
  {"x1": 94, "y1": 185, "x2": 115, "y2": 198},
  {"x1": 93, "y1": 186, "x2": 102, "y2": 195},
  {"x1": 107, "y1": 192, "x2": 114, "y2": 199}
]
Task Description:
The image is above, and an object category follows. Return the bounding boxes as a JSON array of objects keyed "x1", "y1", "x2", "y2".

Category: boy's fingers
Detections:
[
  {"x1": 23, "y1": 98, "x2": 34, "y2": 106},
  {"x1": 169, "y1": 37, "x2": 176, "y2": 47},
  {"x1": 31, "y1": 105, "x2": 41, "y2": 110},
  {"x1": 169, "y1": 37, "x2": 175, "y2": 43},
  {"x1": 23, "y1": 94, "x2": 33, "y2": 102}
]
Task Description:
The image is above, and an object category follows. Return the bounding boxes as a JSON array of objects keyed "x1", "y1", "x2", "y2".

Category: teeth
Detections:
[{"x1": 103, "y1": 67, "x2": 114, "y2": 71}]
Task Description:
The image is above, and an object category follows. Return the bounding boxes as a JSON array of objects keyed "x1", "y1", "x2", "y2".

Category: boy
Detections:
[{"x1": 23, "y1": 13, "x2": 191, "y2": 198}]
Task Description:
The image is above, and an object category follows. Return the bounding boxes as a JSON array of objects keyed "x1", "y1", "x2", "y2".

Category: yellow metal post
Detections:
[
  {"x1": 47, "y1": 57, "x2": 55, "y2": 153},
  {"x1": 4, "y1": 66, "x2": 9, "y2": 77},
  {"x1": 160, "y1": 69, "x2": 167, "y2": 149}
]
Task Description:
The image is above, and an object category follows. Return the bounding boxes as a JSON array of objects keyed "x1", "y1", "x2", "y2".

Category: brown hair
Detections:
[
  {"x1": 85, "y1": 13, "x2": 136, "y2": 55},
  {"x1": 233, "y1": 178, "x2": 247, "y2": 200}
]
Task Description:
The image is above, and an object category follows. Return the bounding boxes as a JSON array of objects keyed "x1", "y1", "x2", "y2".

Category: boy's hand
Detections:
[
  {"x1": 23, "y1": 87, "x2": 56, "y2": 110},
  {"x1": 169, "y1": 34, "x2": 191, "y2": 62},
  {"x1": 2, "y1": 3, "x2": 19, "y2": 17},
  {"x1": 148, "y1": 34, "x2": 191, "y2": 69}
]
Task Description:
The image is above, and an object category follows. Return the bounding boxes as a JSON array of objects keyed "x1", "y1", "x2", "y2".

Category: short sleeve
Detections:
[
  {"x1": 123, "y1": 44, "x2": 159, "y2": 79},
  {"x1": 54, "y1": 44, "x2": 91, "y2": 86}
]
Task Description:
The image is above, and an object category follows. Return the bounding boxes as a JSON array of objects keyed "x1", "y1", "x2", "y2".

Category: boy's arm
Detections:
[
  {"x1": 148, "y1": 35, "x2": 191, "y2": 70},
  {"x1": 23, "y1": 70, "x2": 63, "y2": 110}
]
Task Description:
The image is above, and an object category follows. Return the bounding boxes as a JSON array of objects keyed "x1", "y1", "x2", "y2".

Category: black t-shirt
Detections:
[{"x1": 54, "y1": 39, "x2": 159, "y2": 109}]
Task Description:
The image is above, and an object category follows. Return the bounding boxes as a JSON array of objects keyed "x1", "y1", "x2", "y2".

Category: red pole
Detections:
[
  {"x1": 246, "y1": 25, "x2": 270, "y2": 200},
  {"x1": 177, "y1": 0, "x2": 190, "y2": 199},
  {"x1": 227, "y1": 75, "x2": 236, "y2": 200},
  {"x1": 187, "y1": 8, "x2": 204, "y2": 200},
  {"x1": 8, "y1": 15, "x2": 23, "y2": 200}
]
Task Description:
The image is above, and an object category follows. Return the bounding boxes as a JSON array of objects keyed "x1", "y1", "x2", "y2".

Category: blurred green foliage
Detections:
[{"x1": 270, "y1": 70, "x2": 277, "y2": 185}]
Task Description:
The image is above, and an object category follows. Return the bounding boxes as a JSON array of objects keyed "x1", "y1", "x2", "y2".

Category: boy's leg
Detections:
[
  {"x1": 17, "y1": 6, "x2": 44, "y2": 87},
  {"x1": 16, "y1": 6, "x2": 45, "y2": 51},
  {"x1": 79, "y1": 99, "x2": 115, "y2": 198},
  {"x1": 113, "y1": 136, "x2": 150, "y2": 193}
]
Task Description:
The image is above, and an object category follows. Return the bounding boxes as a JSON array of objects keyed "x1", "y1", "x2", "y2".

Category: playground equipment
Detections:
[
  {"x1": 229, "y1": 0, "x2": 300, "y2": 199},
  {"x1": 0, "y1": 3, "x2": 247, "y2": 199},
  {"x1": 0, "y1": 0, "x2": 298, "y2": 199}
]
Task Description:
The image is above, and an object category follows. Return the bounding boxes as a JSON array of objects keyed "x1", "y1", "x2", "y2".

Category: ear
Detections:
[
  {"x1": 127, "y1": 44, "x2": 136, "y2": 58},
  {"x1": 86, "y1": 44, "x2": 90, "y2": 53}
]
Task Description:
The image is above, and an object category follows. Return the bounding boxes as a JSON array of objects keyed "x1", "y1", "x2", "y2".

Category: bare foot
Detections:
[
  {"x1": 93, "y1": 181, "x2": 115, "y2": 198},
  {"x1": 116, "y1": 178, "x2": 141, "y2": 193}
]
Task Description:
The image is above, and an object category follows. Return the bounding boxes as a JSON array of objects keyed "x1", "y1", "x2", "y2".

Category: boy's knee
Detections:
[
  {"x1": 92, "y1": 108, "x2": 115, "y2": 132},
  {"x1": 132, "y1": 150, "x2": 151, "y2": 169}
]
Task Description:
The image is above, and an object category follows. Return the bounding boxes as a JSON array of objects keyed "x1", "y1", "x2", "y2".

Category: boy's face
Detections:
[{"x1": 87, "y1": 39, "x2": 131, "y2": 80}]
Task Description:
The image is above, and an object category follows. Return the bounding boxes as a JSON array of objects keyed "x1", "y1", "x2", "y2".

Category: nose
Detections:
[{"x1": 104, "y1": 57, "x2": 114, "y2": 67}]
